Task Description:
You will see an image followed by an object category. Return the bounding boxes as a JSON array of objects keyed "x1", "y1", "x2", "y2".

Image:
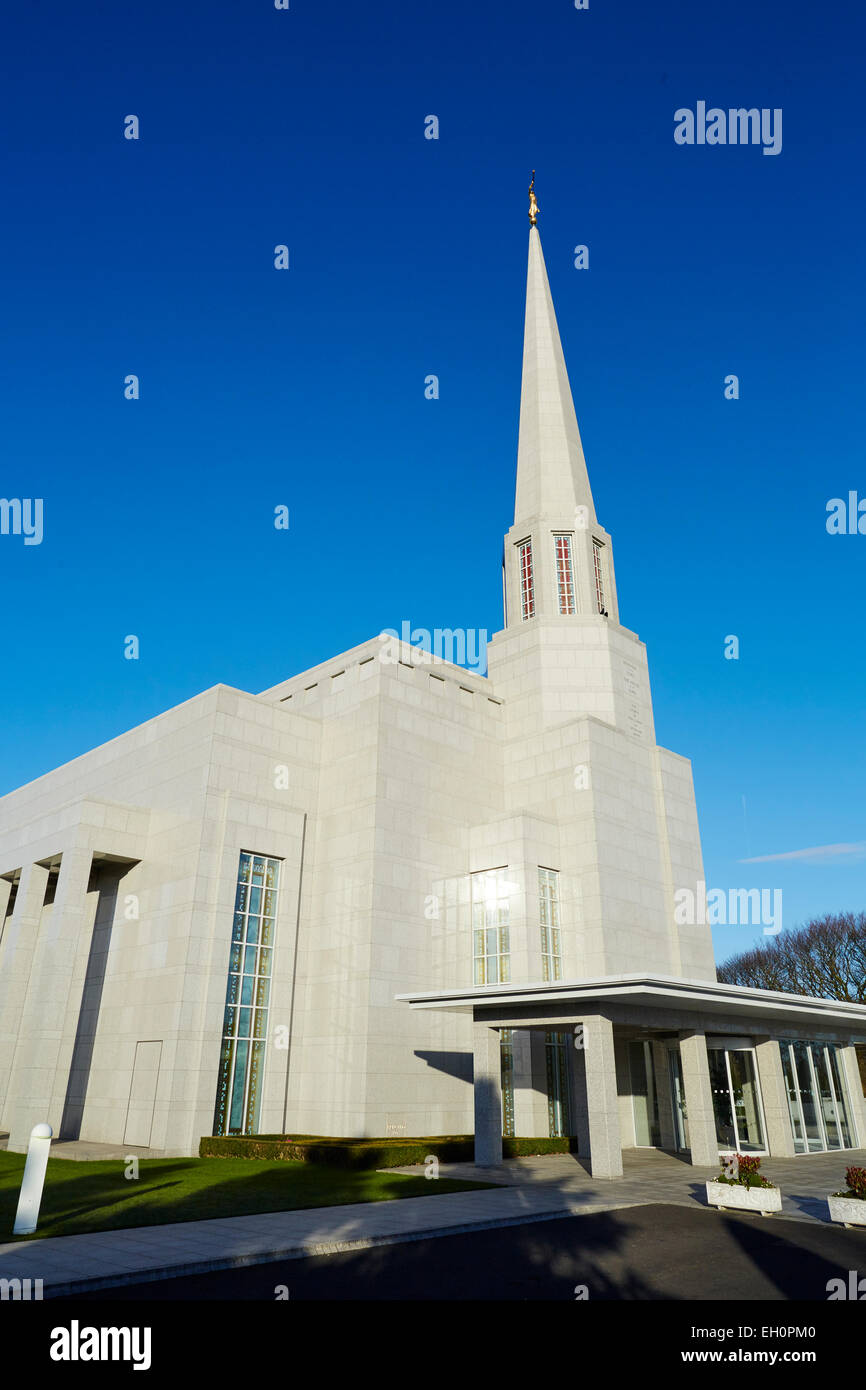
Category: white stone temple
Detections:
[{"x1": 2, "y1": 191, "x2": 865, "y2": 1171}]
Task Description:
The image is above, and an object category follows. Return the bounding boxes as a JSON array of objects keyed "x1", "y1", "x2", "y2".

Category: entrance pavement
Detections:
[
  {"x1": 0, "y1": 1146, "x2": 863, "y2": 1298},
  {"x1": 0, "y1": 1133, "x2": 187, "y2": 1160}
]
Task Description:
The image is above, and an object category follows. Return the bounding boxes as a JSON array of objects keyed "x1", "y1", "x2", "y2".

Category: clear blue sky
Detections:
[{"x1": 1, "y1": 0, "x2": 863, "y2": 965}]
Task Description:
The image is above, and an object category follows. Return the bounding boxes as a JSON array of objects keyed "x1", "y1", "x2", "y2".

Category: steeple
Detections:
[
  {"x1": 514, "y1": 223, "x2": 597, "y2": 526},
  {"x1": 501, "y1": 179, "x2": 617, "y2": 632}
]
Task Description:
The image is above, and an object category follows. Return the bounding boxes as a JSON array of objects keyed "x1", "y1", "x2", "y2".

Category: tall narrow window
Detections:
[
  {"x1": 500, "y1": 1029, "x2": 515, "y2": 1137},
  {"x1": 517, "y1": 540, "x2": 535, "y2": 620},
  {"x1": 553, "y1": 535, "x2": 575, "y2": 615},
  {"x1": 545, "y1": 1032, "x2": 571, "y2": 1137},
  {"x1": 472, "y1": 868, "x2": 512, "y2": 985},
  {"x1": 538, "y1": 867, "x2": 562, "y2": 981},
  {"x1": 213, "y1": 852, "x2": 281, "y2": 1137},
  {"x1": 592, "y1": 539, "x2": 607, "y2": 615}
]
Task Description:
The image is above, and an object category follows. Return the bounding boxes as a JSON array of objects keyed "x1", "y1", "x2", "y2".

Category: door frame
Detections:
[{"x1": 707, "y1": 1039, "x2": 769, "y2": 1157}]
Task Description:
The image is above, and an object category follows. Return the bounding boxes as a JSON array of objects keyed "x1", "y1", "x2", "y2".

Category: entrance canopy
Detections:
[
  {"x1": 398, "y1": 972, "x2": 866, "y2": 1038},
  {"x1": 399, "y1": 973, "x2": 866, "y2": 1176}
]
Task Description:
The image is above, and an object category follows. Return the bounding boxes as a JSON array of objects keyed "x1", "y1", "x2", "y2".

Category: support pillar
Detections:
[
  {"x1": 472, "y1": 1019, "x2": 502, "y2": 1166},
  {"x1": 679, "y1": 1030, "x2": 719, "y2": 1167},
  {"x1": 7, "y1": 847, "x2": 94, "y2": 1151},
  {"x1": 580, "y1": 1014, "x2": 622, "y2": 1178},
  {"x1": 0, "y1": 863, "x2": 50, "y2": 1129},
  {"x1": 754, "y1": 1036, "x2": 796, "y2": 1156}
]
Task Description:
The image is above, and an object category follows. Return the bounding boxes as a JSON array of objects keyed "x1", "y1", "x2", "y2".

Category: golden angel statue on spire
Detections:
[{"x1": 528, "y1": 171, "x2": 539, "y2": 226}]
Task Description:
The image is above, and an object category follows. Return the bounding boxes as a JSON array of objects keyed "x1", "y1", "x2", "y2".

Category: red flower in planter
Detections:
[
  {"x1": 716, "y1": 1153, "x2": 773, "y2": 1189},
  {"x1": 845, "y1": 1166, "x2": 866, "y2": 1199}
]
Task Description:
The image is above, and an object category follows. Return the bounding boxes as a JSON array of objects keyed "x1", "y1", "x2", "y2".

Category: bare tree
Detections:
[{"x1": 717, "y1": 912, "x2": 866, "y2": 1003}]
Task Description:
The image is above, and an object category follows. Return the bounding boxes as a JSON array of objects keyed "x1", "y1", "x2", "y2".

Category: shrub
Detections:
[
  {"x1": 503, "y1": 1136, "x2": 577, "y2": 1159},
  {"x1": 199, "y1": 1135, "x2": 475, "y2": 1169},
  {"x1": 844, "y1": 1165, "x2": 866, "y2": 1199},
  {"x1": 199, "y1": 1133, "x2": 578, "y2": 1169},
  {"x1": 715, "y1": 1154, "x2": 774, "y2": 1189}
]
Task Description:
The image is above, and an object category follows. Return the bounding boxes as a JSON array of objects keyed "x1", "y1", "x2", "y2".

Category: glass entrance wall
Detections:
[
  {"x1": 827, "y1": 1048, "x2": 853, "y2": 1147},
  {"x1": 779, "y1": 1041, "x2": 854, "y2": 1153}
]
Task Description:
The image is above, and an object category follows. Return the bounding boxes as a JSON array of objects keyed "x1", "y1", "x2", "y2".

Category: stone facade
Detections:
[{"x1": 2, "y1": 219, "x2": 864, "y2": 1169}]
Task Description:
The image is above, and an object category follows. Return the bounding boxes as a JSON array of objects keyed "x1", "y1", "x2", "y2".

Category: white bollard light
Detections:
[{"x1": 12, "y1": 1123, "x2": 53, "y2": 1236}]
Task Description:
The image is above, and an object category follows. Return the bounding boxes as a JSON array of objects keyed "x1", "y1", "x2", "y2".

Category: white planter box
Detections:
[
  {"x1": 827, "y1": 1195, "x2": 866, "y2": 1228},
  {"x1": 706, "y1": 1180, "x2": 782, "y2": 1216}
]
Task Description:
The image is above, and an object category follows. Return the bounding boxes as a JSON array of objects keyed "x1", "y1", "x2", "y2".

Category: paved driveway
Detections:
[{"x1": 61, "y1": 1203, "x2": 866, "y2": 1301}]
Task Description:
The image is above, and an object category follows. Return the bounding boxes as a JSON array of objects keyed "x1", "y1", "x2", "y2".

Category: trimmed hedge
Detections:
[
  {"x1": 504, "y1": 1136, "x2": 577, "y2": 1158},
  {"x1": 199, "y1": 1133, "x2": 578, "y2": 1168}
]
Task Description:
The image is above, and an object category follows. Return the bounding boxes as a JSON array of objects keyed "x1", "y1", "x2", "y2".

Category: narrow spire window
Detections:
[
  {"x1": 553, "y1": 534, "x2": 575, "y2": 615},
  {"x1": 592, "y1": 538, "x2": 607, "y2": 615},
  {"x1": 517, "y1": 539, "x2": 535, "y2": 620}
]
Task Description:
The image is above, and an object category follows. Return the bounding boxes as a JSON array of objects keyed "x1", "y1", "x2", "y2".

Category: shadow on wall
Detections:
[{"x1": 414, "y1": 1050, "x2": 472, "y2": 1083}]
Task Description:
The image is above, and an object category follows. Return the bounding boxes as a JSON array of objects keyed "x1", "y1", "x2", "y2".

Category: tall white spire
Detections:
[
  {"x1": 500, "y1": 185, "x2": 615, "y2": 634},
  {"x1": 514, "y1": 224, "x2": 596, "y2": 528}
]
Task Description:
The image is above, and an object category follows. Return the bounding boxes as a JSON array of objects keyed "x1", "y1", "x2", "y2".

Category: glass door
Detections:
[
  {"x1": 727, "y1": 1049, "x2": 766, "y2": 1153},
  {"x1": 708, "y1": 1048, "x2": 737, "y2": 1150},
  {"x1": 707, "y1": 1043, "x2": 767, "y2": 1155}
]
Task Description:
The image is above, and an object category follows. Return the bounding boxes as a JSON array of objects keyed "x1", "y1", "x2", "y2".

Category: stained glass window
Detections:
[
  {"x1": 592, "y1": 539, "x2": 606, "y2": 614},
  {"x1": 553, "y1": 535, "x2": 575, "y2": 615},
  {"x1": 518, "y1": 540, "x2": 535, "y2": 620},
  {"x1": 213, "y1": 852, "x2": 281, "y2": 1136}
]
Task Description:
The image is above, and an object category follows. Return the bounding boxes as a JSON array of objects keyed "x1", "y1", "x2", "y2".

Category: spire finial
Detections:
[{"x1": 528, "y1": 171, "x2": 538, "y2": 226}]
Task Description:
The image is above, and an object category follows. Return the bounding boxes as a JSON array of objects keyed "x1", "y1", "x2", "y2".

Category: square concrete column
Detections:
[
  {"x1": 651, "y1": 1040, "x2": 677, "y2": 1151},
  {"x1": 472, "y1": 1019, "x2": 502, "y2": 1166},
  {"x1": 580, "y1": 1014, "x2": 622, "y2": 1178},
  {"x1": 0, "y1": 862, "x2": 50, "y2": 1129},
  {"x1": 753, "y1": 1036, "x2": 796, "y2": 1157},
  {"x1": 679, "y1": 1030, "x2": 719, "y2": 1167},
  {"x1": 839, "y1": 1045, "x2": 866, "y2": 1149},
  {"x1": 7, "y1": 847, "x2": 94, "y2": 1151}
]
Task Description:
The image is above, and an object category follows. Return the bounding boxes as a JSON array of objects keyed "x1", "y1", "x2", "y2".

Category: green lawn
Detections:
[{"x1": 0, "y1": 1151, "x2": 491, "y2": 1241}]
